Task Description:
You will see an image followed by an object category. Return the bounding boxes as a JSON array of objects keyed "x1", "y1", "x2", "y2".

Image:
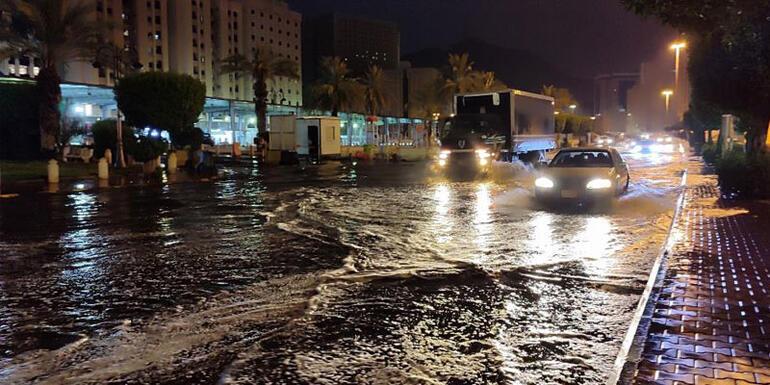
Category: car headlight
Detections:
[
  {"x1": 535, "y1": 177, "x2": 554, "y2": 188},
  {"x1": 479, "y1": 158, "x2": 488, "y2": 166},
  {"x1": 586, "y1": 178, "x2": 612, "y2": 189},
  {"x1": 438, "y1": 159, "x2": 447, "y2": 167},
  {"x1": 665, "y1": 137, "x2": 672, "y2": 142},
  {"x1": 475, "y1": 149, "x2": 490, "y2": 158},
  {"x1": 597, "y1": 139, "x2": 605, "y2": 145},
  {"x1": 439, "y1": 150, "x2": 450, "y2": 160},
  {"x1": 607, "y1": 138, "x2": 613, "y2": 144}
]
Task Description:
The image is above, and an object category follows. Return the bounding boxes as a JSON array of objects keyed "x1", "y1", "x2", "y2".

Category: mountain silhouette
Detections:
[{"x1": 403, "y1": 38, "x2": 593, "y2": 109}]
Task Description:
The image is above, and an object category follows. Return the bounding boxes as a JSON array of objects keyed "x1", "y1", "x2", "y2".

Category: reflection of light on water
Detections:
[
  {"x1": 433, "y1": 184, "x2": 452, "y2": 243},
  {"x1": 526, "y1": 212, "x2": 556, "y2": 266},
  {"x1": 474, "y1": 183, "x2": 492, "y2": 253},
  {"x1": 574, "y1": 216, "x2": 615, "y2": 275},
  {"x1": 70, "y1": 192, "x2": 96, "y2": 222}
]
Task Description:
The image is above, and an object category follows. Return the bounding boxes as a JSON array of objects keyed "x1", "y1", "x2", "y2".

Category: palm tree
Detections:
[
  {"x1": 412, "y1": 76, "x2": 450, "y2": 121},
  {"x1": 219, "y1": 46, "x2": 299, "y2": 134},
  {"x1": 361, "y1": 65, "x2": 389, "y2": 145},
  {"x1": 362, "y1": 65, "x2": 388, "y2": 117},
  {"x1": 0, "y1": 0, "x2": 109, "y2": 154},
  {"x1": 542, "y1": 84, "x2": 577, "y2": 112},
  {"x1": 307, "y1": 56, "x2": 361, "y2": 116},
  {"x1": 445, "y1": 53, "x2": 479, "y2": 95},
  {"x1": 479, "y1": 71, "x2": 506, "y2": 91}
]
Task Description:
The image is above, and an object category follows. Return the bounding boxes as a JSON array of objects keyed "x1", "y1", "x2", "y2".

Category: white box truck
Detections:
[{"x1": 439, "y1": 89, "x2": 556, "y2": 171}]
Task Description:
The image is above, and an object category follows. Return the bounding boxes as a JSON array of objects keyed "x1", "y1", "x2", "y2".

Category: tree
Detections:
[
  {"x1": 306, "y1": 56, "x2": 362, "y2": 116},
  {"x1": 361, "y1": 65, "x2": 388, "y2": 117},
  {"x1": 479, "y1": 71, "x2": 507, "y2": 91},
  {"x1": 411, "y1": 76, "x2": 451, "y2": 121},
  {"x1": 0, "y1": 0, "x2": 109, "y2": 154},
  {"x1": 622, "y1": 0, "x2": 770, "y2": 152},
  {"x1": 114, "y1": 72, "x2": 206, "y2": 148},
  {"x1": 445, "y1": 53, "x2": 479, "y2": 95},
  {"x1": 91, "y1": 119, "x2": 136, "y2": 158},
  {"x1": 542, "y1": 85, "x2": 577, "y2": 112},
  {"x1": 219, "y1": 47, "x2": 299, "y2": 133}
]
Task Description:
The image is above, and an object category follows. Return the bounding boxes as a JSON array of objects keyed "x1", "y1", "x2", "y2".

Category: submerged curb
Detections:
[{"x1": 606, "y1": 169, "x2": 689, "y2": 385}]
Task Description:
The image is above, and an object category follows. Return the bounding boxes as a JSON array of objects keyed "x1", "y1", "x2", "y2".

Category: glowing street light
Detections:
[
  {"x1": 661, "y1": 89, "x2": 673, "y2": 112},
  {"x1": 568, "y1": 104, "x2": 577, "y2": 113},
  {"x1": 670, "y1": 41, "x2": 686, "y2": 93}
]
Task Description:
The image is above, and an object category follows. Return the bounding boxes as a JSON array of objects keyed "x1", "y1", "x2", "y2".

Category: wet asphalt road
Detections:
[{"x1": 0, "y1": 153, "x2": 689, "y2": 384}]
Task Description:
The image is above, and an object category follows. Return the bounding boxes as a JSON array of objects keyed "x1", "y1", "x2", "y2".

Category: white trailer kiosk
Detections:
[
  {"x1": 295, "y1": 117, "x2": 342, "y2": 160},
  {"x1": 267, "y1": 116, "x2": 341, "y2": 162}
]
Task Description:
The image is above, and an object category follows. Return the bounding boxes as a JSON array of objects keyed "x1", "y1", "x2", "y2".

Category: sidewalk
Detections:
[{"x1": 623, "y1": 171, "x2": 770, "y2": 384}]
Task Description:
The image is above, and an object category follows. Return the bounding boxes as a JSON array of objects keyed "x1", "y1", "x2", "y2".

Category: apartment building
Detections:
[
  {"x1": 1, "y1": 0, "x2": 301, "y2": 105},
  {"x1": 168, "y1": 0, "x2": 214, "y2": 96}
]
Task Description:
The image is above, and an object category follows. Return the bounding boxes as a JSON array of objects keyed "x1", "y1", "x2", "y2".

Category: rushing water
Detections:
[{"x1": 0, "y1": 154, "x2": 688, "y2": 384}]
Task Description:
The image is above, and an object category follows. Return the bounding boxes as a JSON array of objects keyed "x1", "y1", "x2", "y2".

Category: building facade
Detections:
[
  {"x1": 1, "y1": 0, "x2": 302, "y2": 145},
  {"x1": 1, "y1": 0, "x2": 301, "y2": 105},
  {"x1": 626, "y1": 46, "x2": 691, "y2": 133},
  {"x1": 593, "y1": 73, "x2": 639, "y2": 133},
  {"x1": 303, "y1": 13, "x2": 402, "y2": 117}
]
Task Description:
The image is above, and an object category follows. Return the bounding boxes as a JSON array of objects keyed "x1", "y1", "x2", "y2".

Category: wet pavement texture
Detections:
[
  {"x1": 631, "y1": 174, "x2": 770, "y2": 385},
  {"x1": 0, "y1": 153, "x2": 687, "y2": 384}
]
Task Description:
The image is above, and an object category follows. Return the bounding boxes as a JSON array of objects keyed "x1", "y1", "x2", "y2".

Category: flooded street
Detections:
[{"x1": 0, "y1": 153, "x2": 688, "y2": 384}]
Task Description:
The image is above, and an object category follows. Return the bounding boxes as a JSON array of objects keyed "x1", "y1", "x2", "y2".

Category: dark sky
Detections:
[{"x1": 287, "y1": 0, "x2": 677, "y2": 79}]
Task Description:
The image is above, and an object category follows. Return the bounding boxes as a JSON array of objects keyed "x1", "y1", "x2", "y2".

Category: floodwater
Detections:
[{"x1": 0, "y1": 152, "x2": 688, "y2": 384}]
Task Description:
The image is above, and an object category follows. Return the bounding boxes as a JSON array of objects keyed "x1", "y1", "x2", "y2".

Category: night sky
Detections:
[{"x1": 288, "y1": 0, "x2": 677, "y2": 79}]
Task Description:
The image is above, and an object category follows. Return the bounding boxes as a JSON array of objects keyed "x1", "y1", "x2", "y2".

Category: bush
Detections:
[
  {"x1": 0, "y1": 81, "x2": 40, "y2": 160},
  {"x1": 701, "y1": 142, "x2": 719, "y2": 163},
  {"x1": 128, "y1": 135, "x2": 168, "y2": 163},
  {"x1": 715, "y1": 149, "x2": 751, "y2": 196},
  {"x1": 715, "y1": 148, "x2": 770, "y2": 198},
  {"x1": 114, "y1": 72, "x2": 206, "y2": 149},
  {"x1": 91, "y1": 119, "x2": 137, "y2": 158},
  {"x1": 171, "y1": 126, "x2": 207, "y2": 150}
]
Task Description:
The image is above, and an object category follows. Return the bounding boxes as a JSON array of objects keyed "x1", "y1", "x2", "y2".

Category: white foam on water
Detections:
[{"x1": 0, "y1": 274, "x2": 319, "y2": 385}]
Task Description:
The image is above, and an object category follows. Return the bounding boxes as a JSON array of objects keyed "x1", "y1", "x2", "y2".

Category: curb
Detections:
[{"x1": 606, "y1": 169, "x2": 689, "y2": 385}]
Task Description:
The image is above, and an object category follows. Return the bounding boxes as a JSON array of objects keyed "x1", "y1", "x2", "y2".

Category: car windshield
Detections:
[{"x1": 550, "y1": 150, "x2": 613, "y2": 167}]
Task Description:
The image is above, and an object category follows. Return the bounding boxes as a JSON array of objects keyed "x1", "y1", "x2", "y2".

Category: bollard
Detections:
[
  {"x1": 104, "y1": 148, "x2": 113, "y2": 166},
  {"x1": 167, "y1": 152, "x2": 178, "y2": 174},
  {"x1": 47, "y1": 159, "x2": 59, "y2": 184},
  {"x1": 98, "y1": 158, "x2": 109, "y2": 180}
]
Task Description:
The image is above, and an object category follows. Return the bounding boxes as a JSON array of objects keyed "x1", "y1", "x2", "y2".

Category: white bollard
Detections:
[
  {"x1": 104, "y1": 148, "x2": 113, "y2": 166},
  {"x1": 47, "y1": 159, "x2": 59, "y2": 184},
  {"x1": 167, "y1": 152, "x2": 178, "y2": 174},
  {"x1": 98, "y1": 157, "x2": 109, "y2": 180}
]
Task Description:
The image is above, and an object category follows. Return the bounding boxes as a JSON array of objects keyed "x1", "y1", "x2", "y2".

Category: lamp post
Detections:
[
  {"x1": 670, "y1": 42, "x2": 686, "y2": 93},
  {"x1": 661, "y1": 89, "x2": 673, "y2": 114},
  {"x1": 93, "y1": 45, "x2": 141, "y2": 168}
]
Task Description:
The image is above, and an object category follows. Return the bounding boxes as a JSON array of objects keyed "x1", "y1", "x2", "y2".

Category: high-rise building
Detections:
[
  {"x1": 168, "y1": 0, "x2": 214, "y2": 96},
  {"x1": 210, "y1": 0, "x2": 302, "y2": 105},
  {"x1": 303, "y1": 13, "x2": 401, "y2": 116},
  {"x1": 593, "y1": 73, "x2": 639, "y2": 133},
  {"x1": 1, "y1": 0, "x2": 301, "y2": 106},
  {"x1": 626, "y1": 48, "x2": 690, "y2": 133}
]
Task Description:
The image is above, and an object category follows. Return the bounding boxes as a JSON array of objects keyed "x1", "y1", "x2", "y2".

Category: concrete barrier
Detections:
[
  {"x1": 47, "y1": 159, "x2": 59, "y2": 184},
  {"x1": 167, "y1": 152, "x2": 178, "y2": 174},
  {"x1": 98, "y1": 158, "x2": 109, "y2": 180}
]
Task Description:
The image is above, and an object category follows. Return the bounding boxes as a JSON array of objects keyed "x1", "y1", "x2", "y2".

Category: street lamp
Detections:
[
  {"x1": 569, "y1": 104, "x2": 577, "y2": 113},
  {"x1": 93, "y1": 44, "x2": 142, "y2": 168},
  {"x1": 670, "y1": 41, "x2": 686, "y2": 93},
  {"x1": 661, "y1": 89, "x2": 673, "y2": 113}
]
